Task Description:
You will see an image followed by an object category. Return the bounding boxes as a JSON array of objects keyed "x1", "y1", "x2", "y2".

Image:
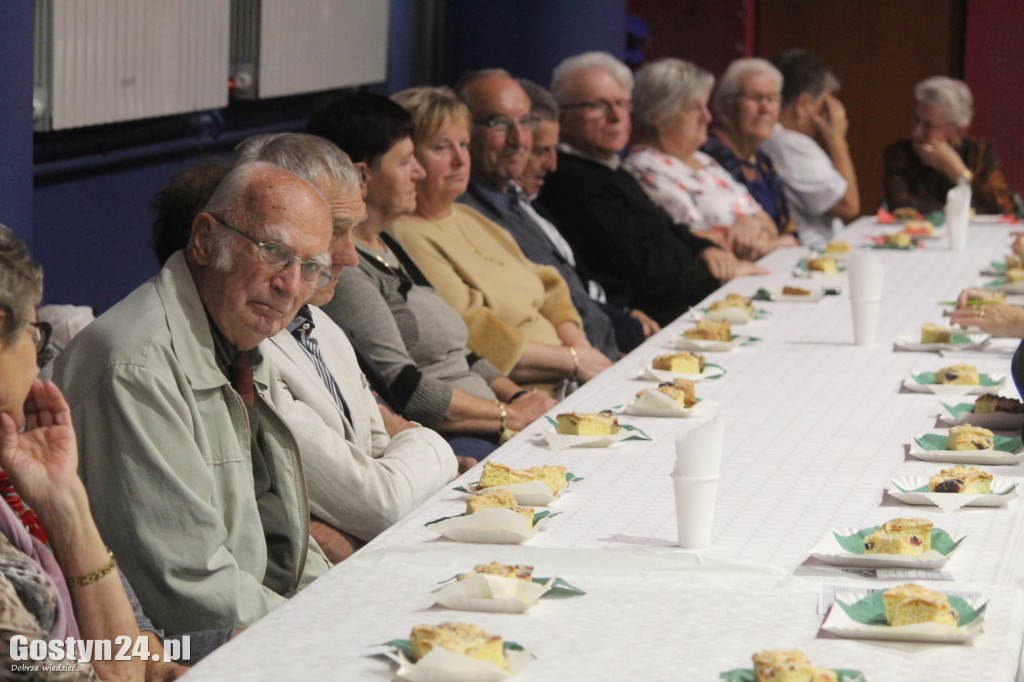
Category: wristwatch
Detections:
[{"x1": 957, "y1": 169, "x2": 974, "y2": 185}]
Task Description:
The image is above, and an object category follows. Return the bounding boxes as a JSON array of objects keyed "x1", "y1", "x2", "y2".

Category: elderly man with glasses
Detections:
[
  {"x1": 455, "y1": 69, "x2": 620, "y2": 358},
  {"x1": 44, "y1": 161, "x2": 336, "y2": 636},
  {"x1": 538, "y1": 52, "x2": 761, "y2": 328}
]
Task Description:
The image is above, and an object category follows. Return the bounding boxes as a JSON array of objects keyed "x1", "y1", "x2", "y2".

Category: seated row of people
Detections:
[{"x1": 1, "y1": 47, "x2": 1012, "y2": 678}]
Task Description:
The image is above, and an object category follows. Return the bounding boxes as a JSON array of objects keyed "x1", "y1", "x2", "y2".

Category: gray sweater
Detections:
[{"x1": 321, "y1": 238, "x2": 500, "y2": 429}]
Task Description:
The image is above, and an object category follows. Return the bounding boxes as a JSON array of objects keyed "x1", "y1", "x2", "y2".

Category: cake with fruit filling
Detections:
[
  {"x1": 928, "y1": 465, "x2": 993, "y2": 494},
  {"x1": 973, "y1": 394, "x2": 1024, "y2": 414},
  {"x1": 410, "y1": 622, "x2": 507, "y2": 668},
  {"x1": 461, "y1": 561, "x2": 533, "y2": 581},
  {"x1": 651, "y1": 352, "x2": 705, "y2": 375},
  {"x1": 946, "y1": 424, "x2": 994, "y2": 450},
  {"x1": 883, "y1": 584, "x2": 958, "y2": 627},
  {"x1": 555, "y1": 410, "x2": 620, "y2": 436},
  {"x1": 921, "y1": 323, "x2": 953, "y2": 344},
  {"x1": 752, "y1": 649, "x2": 836, "y2": 682},
  {"x1": 935, "y1": 364, "x2": 979, "y2": 385},
  {"x1": 863, "y1": 518, "x2": 933, "y2": 555}
]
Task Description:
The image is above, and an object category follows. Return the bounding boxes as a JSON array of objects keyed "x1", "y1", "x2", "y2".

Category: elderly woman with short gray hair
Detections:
[
  {"x1": 624, "y1": 58, "x2": 792, "y2": 261},
  {"x1": 884, "y1": 76, "x2": 1013, "y2": 215},
  {"x1": 702, "y1": 58, "x2": 796, "y2": 247}
]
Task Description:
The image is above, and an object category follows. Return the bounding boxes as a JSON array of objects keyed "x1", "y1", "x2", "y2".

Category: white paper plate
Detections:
[
  {"x1": 542, "y1": 425, "x2": 648, "y2": 450},
  {"x1": 622, "y1": 391, "x2": 718, "y2": 418},
  {"x1": 672, "y1": 334, "x2": 756, "y2": 353},
  {"x1": 432, "y1": 574, "x2": 554, "y2": 613},
  {"x1": 938, "y1": 400, "x2": 1024, "y2": 429},
  {"x1": 756, "y1": 286, "x2": 826, "y2": 302},
  {"x1": 807, "y1": 526, "x2": 962, "y2": 569},
  {"x1": 887, "y1": 476, "x2": 1019, "y2": 512},
  {"x1": 982, "y1": 279, "x2": 1024, "y2": 294},
  {"x1": 637, "y1": 361, "x2": 726, "y2": 383},
  {"x1": 822, "y1": 591, "x2": 985, "y2": 644},
  {"x1": 893, "y1": 331, "x2": 991, "y2": 352},
  {"x1": 908, "y1": 432, "x2": 1024, "y2": 466},
  {"x1": 425, "y1": 508, "x2": 546, "y2": 544},
  {"x1": 980, "y1": 261, "x2": 1007, "y2": 277},
  {"x1": 902, "y1": 370, "x2": 1005, "y2": 395},
  {"x1": 385, "y1": 645, "x2": 530, "y2": 682}
]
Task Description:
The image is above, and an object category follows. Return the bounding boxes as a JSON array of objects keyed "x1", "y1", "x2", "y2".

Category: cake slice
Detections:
[
  {"x1": 477, "y1": 462, "x2": 538, "y2": 489},
  {"x1": 928, "y1": 465, "x2": 993, "y2": 494},
  {"x1": 709, "y1": 293, "x2": 754, "y2": 315},
  {"x1": 1007, "y1": 268, "x2": 1024, "y2": 283},
  {"x1": 461, "y1": 561, "x2": 533, "y2": 581},
  {"x1": 864, "y1": 518, "x2": 933, "y2": 555},
  {"x1": 465, "y1": 488, "x2": 517, "y2": 514},
  {"x1": 807, "y1": 256, "x2": 838, "y2": 273},
  {"x1": 902, "y1": 219, "x2": 934, "y2": 235},
  {"x1": 826, "y1": 240, "x2": 851, "y2": 253},
  {"x1": 683, "y1": 318, "x2": 732, "y2": 341},
  {"x1": 651, "y1": 352, "x2": 705, "y2": 374},
  {"x1": 921, "y1": 323, "x2": 953, "y2": 344},
  {"x1": 409, "y1": 622, "x2": 507, "y2": 668},
  {"x1": 524, "y1": 465, "x2": 568, "y2": 494},
  {"x1": 973, "y1": 394, "x2": 1024, "y2": 414},
  {"x1": 883, "y1": 231, "x2": 912, "y2": 248},
  {"x1": 781, "y1": 285, "x2": 811, "y2": 296},
  {"x1": 555, "y1": 411, "x2": 619, "y2": 436},
  {"x1": 936, "y1": 364, "x2": 979, "y2": 385},
  {"x1": 946, "y1": 424, "x2": 994, "y2": 450},
  {"x1": 883, "y1": 584, "x2": 958, "y2": 627},
  {"x1": 636, "y1": 378, "x2": 697, "y2": 408}
]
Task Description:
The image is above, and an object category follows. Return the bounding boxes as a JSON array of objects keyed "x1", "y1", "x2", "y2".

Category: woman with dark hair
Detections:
[{"x1": 308, "y1": 93, "x2": 555, "y2": 451}]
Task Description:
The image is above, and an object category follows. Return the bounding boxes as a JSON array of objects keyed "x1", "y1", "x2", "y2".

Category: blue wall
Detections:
[{"x1": 6, "y1": 0, "x2": 625, "y2": 313}]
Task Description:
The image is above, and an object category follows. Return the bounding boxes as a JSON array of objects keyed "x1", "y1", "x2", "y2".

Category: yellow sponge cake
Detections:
[
  {"x1": 946, "y1": 424, "x2": 994, "y2": 450},
  {"x1": 864, "y1": 518, "x2": 932, "y2": 555},
  {"x1": 524, "y1": 465, "x2": 569, "y2": 494},
  {"x1": 477, "y1": 462, "x2": 538, "y2": 489},
  {"x1": 883, "y1": 584, "x2": 958, "y2": 627},
  {"x1": 921, "y1": 323, "x2": 953, "y2": 344},
  {"x1": 465, "y1": 488, "x2": 516, "y2": 514},
  {"x1": 556, "y1": 411, "x2": 620, "y2": 436},
  {"x1": 936, "y1": 364, "x2": 979, "y2": 385},
  {"x1": 652, "y1": 352, "x2": 705, "y2": 374},
  {"x1": 929, "y1": 465, "x2": 992, "y2": 494},
  {"x1": 410, "y1": 622, "x2": 507, "y2": 668}
]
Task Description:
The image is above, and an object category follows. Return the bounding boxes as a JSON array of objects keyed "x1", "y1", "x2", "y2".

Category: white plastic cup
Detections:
[
  {"x1": 672, "y1": 474, "x2": 719, "y2": 549},
  {"x1": 850, "y1": 297, "x2": 881, "y2": 346},
  {"x1": 948, "y1": 219, "x2": 968, "y2": 251},
  {"x1": 673, "y1": 416, "x2": 724, "y2": 477}
]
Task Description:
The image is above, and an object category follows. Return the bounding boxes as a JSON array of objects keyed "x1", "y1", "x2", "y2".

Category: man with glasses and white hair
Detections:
[
  {"x1": 455, "y1": 69, "x2": 619, "y2": 358},
  {"x1": 538, "y1": 51, "x2": 756, "y2": 327},
  {"x1": 45, "y1": 162, "x2": 335, "y2": 635}
]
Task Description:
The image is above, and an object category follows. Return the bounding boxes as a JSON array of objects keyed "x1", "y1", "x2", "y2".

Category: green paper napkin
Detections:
[{"x1": 719, "y1": 669, "x2": 866, "y2": 682}]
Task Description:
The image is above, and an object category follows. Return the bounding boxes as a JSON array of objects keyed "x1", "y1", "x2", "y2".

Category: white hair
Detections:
[
  {"x1": 550, "y1": 51, "x2": 634, "y2": 104},
  {"x1": 915, "y1": 76, "x2": 973, "y2": 129},
  {"x1": 711, "y1": 58, "x2": 783, "y2": 120},
  {"x1": 633, "y1": 58, "x2": 715, "y2": 131}
]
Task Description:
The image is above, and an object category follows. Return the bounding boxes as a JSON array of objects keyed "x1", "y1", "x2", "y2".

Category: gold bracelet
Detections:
[
  {"x1": 494, "y1": 400, "x2": 508, "y2": 435},
  {"x1": 567, "y1": 346, "x2": 579, "y2": 381},
  {"x1": 67, "y1": 549, "x2": 117, "y2": 588}
]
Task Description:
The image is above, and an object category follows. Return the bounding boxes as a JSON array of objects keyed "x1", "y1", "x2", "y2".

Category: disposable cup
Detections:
[
  {"x1": 672, "y1": 474, "x2": 719, "y2": 549},
  {"x1": 948, "y1": 219, "x2": 968, "y2": 251},
  {"x1": 850, "y1": 297, "x2": 881, "y2": 346}
]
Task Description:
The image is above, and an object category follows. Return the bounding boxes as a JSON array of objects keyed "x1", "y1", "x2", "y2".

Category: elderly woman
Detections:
[
  {"x1": 884, "y1": 76, "x2": 1014, "y2": 215},
  {"x1": 625, "y1": 58, "x2": 792, "y2": 261},
  {"x1": 306, "y1": 92, "x2": 555, "y2": 448},
  {"x1": 0, "y1": 225, "x2": 159, "y2": 680},
  {"x1": 388, "y1": 87, "x2": 612, "y2": 396},
  {"x1": 702, "y1": 58, "x2": 796, "y2": 242}
]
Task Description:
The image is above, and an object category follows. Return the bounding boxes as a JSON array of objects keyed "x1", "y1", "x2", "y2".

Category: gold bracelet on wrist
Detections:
[
  {"x1": 567, "y1": 346, "x2": 579, "y2": 381},
  {"x1": 494, "y1": 400, "x2": 508, "y2": 435},
  {"x1": 67, "y1": 549, "x2": 117, "y2": 588}
]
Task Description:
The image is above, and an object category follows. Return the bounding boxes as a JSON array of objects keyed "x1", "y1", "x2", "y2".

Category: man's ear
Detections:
[
  {"x1": 189, "y1": 212, "x2": 217, "y2": 265},
  {"x1": 354, "y1": 161, "x2": 370, "y2": 198}
]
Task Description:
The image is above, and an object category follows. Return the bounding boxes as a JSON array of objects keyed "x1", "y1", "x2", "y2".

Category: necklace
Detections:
[{"x1": 361, "y1": 243, "x2": 411, "y2": 281}]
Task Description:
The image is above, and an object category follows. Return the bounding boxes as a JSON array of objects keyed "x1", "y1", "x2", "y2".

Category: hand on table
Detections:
[
  {"x1": 950, "y1": 302, "x2": 1024, "y2": 338},
  {"x1": 629, "y1": 308, "x2": 661, "y2": 338},
  {"x1": 701, "y1": 247, "x2": 738, "y2": 282},
  {"x1": 506, "y1": 389, "x2": 555, "y2": 431},
  {"x1": 573, "y1": 345, "x2": 613, "y2": 382}
]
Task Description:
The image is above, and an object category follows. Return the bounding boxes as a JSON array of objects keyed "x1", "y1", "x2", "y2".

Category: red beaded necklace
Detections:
[{"x1": 0, "y1": 471, "x2": 47, "y2": 544}]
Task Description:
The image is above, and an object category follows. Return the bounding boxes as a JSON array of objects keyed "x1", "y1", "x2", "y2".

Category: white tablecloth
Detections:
[{"x1": 187, "y1": 216, "x2": 1024, "y2": 681}]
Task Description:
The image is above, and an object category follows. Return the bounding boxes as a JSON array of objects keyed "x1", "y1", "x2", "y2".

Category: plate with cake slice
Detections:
[
  {"x1": 622, "y1": 386, "x2": 718, "y2": 418},
  {"x1": 694, "y1": 293, "x2": 770, "y2": 325},
  {"x1": 425, "y1": 506, "x2": 556, "y2": 545},
  {"x1": 380, "y1": 623, "x2": 530, "y2": 680},
  {"x1": 893, "y1": 329, "x2": 991, "y2": 352},
  {"x1": 793, "y1": 256, "x2": 847, "y2": 278},
  {"x1": 887, "y1": 471, "x2": 1018, "y2": 512},
  {"x1": 938, "y1": 396, "x2": 1024, "y2": 429},
  {"x1": 909, "y1": 429, "x2": 1024, "y2": 466},
  {"x1": 808, "y1": 519, "x2": 964, "y2": 569},
  {"x1": 542, "y1": 414, "x2": 650, "y2": 450},
  {"x1": 822, "y1": 587, "x2": 986, "y2": 643},
  {"x1": 754, "y1": 285, "x2": 826, "y2": 302},
  {"x1": 720, "y1": 649, "x2": 864, "y2": 682},
  {"x1": 902, "y1": 367, "x2": 1005, "y2": 395},
  {"x1": 431, "y1": 563, "x2": 583, "y2": 614},
  {"x1": 455, "y1": 462, "x2": 581, "y2": 507},
  {"x1": 638, "y1": 353, "x2": 726, "y2": 383}
]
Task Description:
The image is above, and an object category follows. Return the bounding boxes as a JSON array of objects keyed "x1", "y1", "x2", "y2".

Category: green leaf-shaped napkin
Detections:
[
  {"x1": 719, "y1": 669, "x2": 866, "y2": 682},
  {"x1": 833, "y1": 526, "x2": 963, "y2": 555}
]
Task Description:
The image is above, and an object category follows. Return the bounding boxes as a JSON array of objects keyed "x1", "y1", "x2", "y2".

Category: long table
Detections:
[{"x1": 187, "y1": 216, "x2": 1024, "y2": 681}]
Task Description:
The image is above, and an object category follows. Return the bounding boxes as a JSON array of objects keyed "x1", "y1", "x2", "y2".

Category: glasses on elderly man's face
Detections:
[
  {"x1": 29, "y1": 321, "x2": 51, "y2": 358},
  {"x1": 211, "y1": 216, "x2": 332, "y2": 290},
  {"x1": 472, "y1": 114, "x2": 541, "y2": 137},
  {"x1": 736, "y1": 92, "x2": 781, "y2": 106},
  {"x1": 561, "y1": 98, "x2": 633, "y2": 118}
]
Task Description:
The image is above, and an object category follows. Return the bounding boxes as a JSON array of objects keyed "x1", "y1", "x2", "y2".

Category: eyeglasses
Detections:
[
  {"x1": 736, "y1": 92, "x2": 781, "y2": 106},
  {"x1": 472, "y1": 114, "x2": 541, "y2": 136},
  {"x1": 561, "y1": 98, "x2": 633, "y2": 117},
  {"x1": 211, "y1": 216, "x2": 332, "y2": 290},
  {"x1": 29, "y1": 321, "x2": 51, "y2": 357}
]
